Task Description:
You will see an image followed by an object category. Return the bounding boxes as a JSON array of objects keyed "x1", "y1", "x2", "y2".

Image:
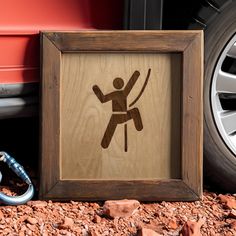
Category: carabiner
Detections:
[{"x1": 0, "y1": 152, "x2": 34, "y2": 205}]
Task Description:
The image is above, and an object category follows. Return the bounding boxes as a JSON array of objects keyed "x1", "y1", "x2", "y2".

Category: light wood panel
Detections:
[
  {"x1": 40, "y1": 31, "x2": 203, "y2": 201},
  {"x1": 60, "y1": 53, "x2": 181, "y2": 180}
]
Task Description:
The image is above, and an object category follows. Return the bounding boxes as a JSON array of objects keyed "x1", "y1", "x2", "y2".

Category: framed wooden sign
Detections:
[{"x1": 40, "y1": 31, "x2": 203, "y2": 201}]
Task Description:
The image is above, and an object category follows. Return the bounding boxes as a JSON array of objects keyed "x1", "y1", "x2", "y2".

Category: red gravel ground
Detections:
[{"x1": 0, "y1": 189, "x2": 235, "y2": 236}]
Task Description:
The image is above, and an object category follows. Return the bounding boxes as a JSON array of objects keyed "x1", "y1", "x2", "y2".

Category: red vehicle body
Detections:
[{"x1": 0, "y1": 0, "x2": 123, "y2": 97}]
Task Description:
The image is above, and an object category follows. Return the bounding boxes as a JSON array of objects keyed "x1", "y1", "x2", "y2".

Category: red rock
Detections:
[
  {"x1": 191, "y1": 208, "x2": 198, "y2": 214},
  {"x1": 59, "y1": 229, "x2": 70, "y2": 235},
  {"x1": 3, "y1": 228, "x2": 12, "y2": 234},
  {"x1": 70, "y1": 201, "x2": 78, "y2": 205},
  {"x1": 19, "y1": 215, "x2": 28, "y2": 223},
  {"x1": 209, "y1": 228, "x2": 216, "y2": 236},
  {"x1": 102, "y1": 199, "x2": 140, "y2": 218},
  {"x1": 81, "y1": 229, "x2": 89, "y2": 235},
  {"x1": 167, "y1": 219, "x2": 178, "y2": 230},
  {"x1": 59, "y1": 216, "x2": 74, "y2": 229},
  {"x1": 26, "y1": 229, "x2": 32, "y2": 235},
  {"x1": 26, "y1": 223, "x2": 36, "y2": 231},
  {"x1": 137, "y1": 228, "x2": 162, "y2": 236},
  {"x1": 64, "y1": 216, "x2": 74, "y2": 227},
  {"x1": 225, "y1": 233, "x2": 234, "y2": 236},
  {"x1": 92, "y1": 215, "x2": 101, "y2": 223},
  {"x1": 26, "y1": 217, "x2": 38, "y2": 225},
  {"x1": 228, "y1": 209, "x2": 236, "y2": 219},
  {"x1": 211, "y1": 205, "x2": 218, "y2": 211},
  {"x1": 1, "y1": 187, "x2": 14, "y2": 196},
  {"x1": 180, "y1": 218, "x2": 205, "y2": 236},
  {"x1": 89, "y1": 203, "x2": 100, "y2": 209},
  {"x1": 13, "y1": 223, "x2": 18, "y2": 232},
  {"x1": 89, "y1": 229, "x2": 101, "y2": 236},
  {"x1": 225, "y1": 199, "x2": 236, "y2": 210},
  {"x1": 218, "y1": 194, "x2": 236, "y2": 209},
  {"x1": 218, "y1": 194, "x2": 229, "y2": 202},
  {"x1": 0, "y1": 210, "x2": 4, "y2": 219},
  {"x1": 20, "y1": 225, "x2": 27, "y2": 231},
  {"x1": 230, "y1": 220, "x2": 236, "y2": 230},
  {"x1": 27, "y1": 201, "x2": 47, "y2": 208},
  {"x1": 159, "y1": 215, "x2": 169, "y2": 225},
  {"x1": 214, "y1": 220, "x2": 225, "y2": 229}
]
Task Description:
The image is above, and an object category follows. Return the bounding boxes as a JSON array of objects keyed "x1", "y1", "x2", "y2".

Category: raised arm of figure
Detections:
[
  {"x1": 124, "y1": 71, "x2": 140, "y2": 96},
  {"x1": 92, "y1": 85, "x2": 112, "y2": 103}
]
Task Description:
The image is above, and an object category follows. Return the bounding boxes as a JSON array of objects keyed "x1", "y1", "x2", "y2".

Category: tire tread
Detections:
[
  {"x1": 208, "y1": 0, "x2": 232, "y2": 10},
  {"x1": 190, "y1": 0, "x2": 232, "y2": 29}
]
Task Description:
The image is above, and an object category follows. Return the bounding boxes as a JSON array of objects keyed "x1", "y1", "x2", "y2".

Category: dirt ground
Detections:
[
  {"x1": 0, "y1": 161, "x2": 235, "y2": 235},
  {"x1": 0, "y1": 186, "x2": 235, "y2": 236}
]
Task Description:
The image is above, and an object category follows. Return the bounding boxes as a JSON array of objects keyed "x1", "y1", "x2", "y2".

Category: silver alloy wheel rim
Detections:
[{"x1": 211, "y1": 34, "x2": 236, "y2": 155}]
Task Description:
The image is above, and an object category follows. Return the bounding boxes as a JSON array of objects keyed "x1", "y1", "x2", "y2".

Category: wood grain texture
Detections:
[
  {"x1": 60, "y1": 53, "x2": 181, "y2": 180},
  {"x1": 182, "y1": 33, "x2": 204, "y2": 198},
  {"x1": 40, "y1": 31, "x2": 203, "y2": 201},
  {"x1": 43, "y1": 180, "x2": 199, "y2": 202},
  {"x1": 40, "y1": 35, "x2": 61, "y2": 197},
  {"x1": 44, "y1": 31, "x2": 199, "y2": 52}
]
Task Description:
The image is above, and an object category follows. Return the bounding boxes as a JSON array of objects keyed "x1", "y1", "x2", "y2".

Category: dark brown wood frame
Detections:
[{"x1": 40, "y1": 31, "x2": 203, "y2": 201}]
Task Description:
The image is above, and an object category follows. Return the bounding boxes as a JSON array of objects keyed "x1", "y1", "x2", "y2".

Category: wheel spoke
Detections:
[
  {"x1": 215, "y1": 94, "x2": 224, "y2": 111},
  {"x1": 211, "y1": 34, "x2": 236, "y2": 155},
  {"x1": 216, "y1": 70, "x2": 236, "y2": 93},
  {"x1": 227, "y1": 43, "x2": 236, "y2": 58},
  {"x1": 220, "y1": 111, "x2": 236, "y2": 135}
]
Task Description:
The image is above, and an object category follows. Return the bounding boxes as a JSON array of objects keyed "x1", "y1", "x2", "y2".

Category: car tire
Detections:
[{"x1": 189, "y1": 0, "x2": 236, "y2": 192}]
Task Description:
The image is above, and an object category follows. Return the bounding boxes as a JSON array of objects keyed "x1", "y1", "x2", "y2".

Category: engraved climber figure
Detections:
[{"x1": 92, "y1": 69, "x2": 151, "y2": 150}]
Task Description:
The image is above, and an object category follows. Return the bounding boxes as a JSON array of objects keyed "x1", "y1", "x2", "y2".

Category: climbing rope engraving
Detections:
[{"x1": 93, "y1": 69, "x2": 151, "y2": 152}]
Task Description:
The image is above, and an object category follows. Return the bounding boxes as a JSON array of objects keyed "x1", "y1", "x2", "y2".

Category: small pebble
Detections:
[{"x1": 26, "y1": 217, "x2": 38, "y2": 225}]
